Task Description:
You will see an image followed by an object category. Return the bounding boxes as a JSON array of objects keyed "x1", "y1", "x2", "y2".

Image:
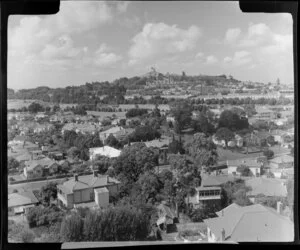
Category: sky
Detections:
[{"x1": 8, "y1": 1, "x2": 294, "y2": 90}]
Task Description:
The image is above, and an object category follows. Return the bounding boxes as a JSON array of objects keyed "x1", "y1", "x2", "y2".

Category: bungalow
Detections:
[
  {"x1": 12, "y1": 135, "x2": 27, "y2": 145},
  {"x1": 89, "y1": 146, "x2": 121, "y2": 160},
  {"x1": 227, "y1": 158, "x2": 262, "y2": 177},
  {"x1": 24, "y1": 157, "x2": 58, "y2": 178},
  {"x1": 269, "y1": 155, "x2": 294, "y2": 169},
  {"x1": 204, "y1": 203, "x2": 294, "y2": 242},
  {"x1": 8, "y1": 191, "x2": 39, "y2": 215},
  {"x1": 57, "y1": 172, "x2": 120, "y2": 209}
]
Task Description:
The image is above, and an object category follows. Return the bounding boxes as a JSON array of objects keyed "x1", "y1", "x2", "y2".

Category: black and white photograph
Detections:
[{"x1": 6, "y1": 0, "x2": 295, "y2": 244}]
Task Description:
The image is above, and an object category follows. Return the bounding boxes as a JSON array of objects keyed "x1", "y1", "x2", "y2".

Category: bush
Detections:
[
  {"x1": 27, "y1": 206, "x2": 64, "y2": 228},
  {"x1": 21, "y1": 229, "x2": 36, "y2": 242}
]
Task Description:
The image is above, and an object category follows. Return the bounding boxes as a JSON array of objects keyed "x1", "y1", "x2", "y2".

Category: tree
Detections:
[
  {"x1": 263, "y1": 149, "x2": 274, "y2": 159},
  {"x1": 170, "y1": 100, "x2": 192, "y2": 135},
  {"x1": 191, "y1": 111, "x2": 215, "y2": 135},
  {"x1": 52, "y1": 105, "x2": 60, "y2": 112},
  {"x1": 266, "y1": 135, "x2": 276, "y2": 146},
  {"x1": 130, "y1": 125, "x2": 161, "y2": 142},
  {"x1": 168, "y1": 139, "x2": 185, "y2": 154},
  {"x1": 28, "y1": 102, "x2": 44, "y2": 113},
  {"x1": 137, "y1": 172, "x2": 162, "y2": 204},
  {"x1": 218, "y1": 110, "x2": 248, "y2": 131},
  {"x1": 39, "y1": 182, "x2": 58, "y2": 206},
  {"x1": 113, "y1": 143, "x2": 159, "y2": 183},
  {"x1": 67, "y1": 146, "x2": 80, "y2": 159},
  {"x1": 215, "y1": 127, "x2": 235, "y2": 148},
  {"x1": 236, "y1": 166, "x2": 253, "y2": 177},
  {"x1": 184, "y1": 133, "x2": 218, "y2": 173},
  {"x1": 126, "y1": 108, "x2": 148, "y2": 118},
  {"x1": 8, "y1": 157, "x2": 20, "y2": 174},
  {"x1": 105, "y1": 134, "x2": 119, "y2": 148},
  {"x1": 60, "y1": 213, "x2": 84, "y2": 242}
]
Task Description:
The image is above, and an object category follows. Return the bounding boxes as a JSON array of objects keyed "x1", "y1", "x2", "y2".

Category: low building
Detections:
[
  {"x1": 89, "y1": 146, "x2": 121, "y2": 160},
  {"x1": 57, "y1": 172, "x2": 120, "y2": 209},
  {"x1": 269, "y1": 155, "x2": 294, "y2": 169},
  {"x1": 227, "y1": 158, "x2": 262, "y2": 177},
  {"x1": 245, "y1": 177, "x2": 287, "y2": 203},
  {"x1": 204, "y1": 203, "x2": 294, "y2": 242},
  {"x1": 24, "y1": 157, "x2": 58, "y2": 178},
  {"x1": 8, "y1": 191, "x2": 39, "y2": 215}
]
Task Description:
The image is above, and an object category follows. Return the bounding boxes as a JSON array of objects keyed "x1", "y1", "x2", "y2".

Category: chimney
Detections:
[
  {"x1": 106, "y1": 175, "x2": 109, "y2": 183},
  {"x1": 221, "y1": 209, "x2": 224, "y2": 217},
  {"x1": 74, "y1": 174, "x2": 78, "y2": 182},
  {"x1": 221, "y1": 228, "x2": 225, "y2": 241},
  {"x1": 277, "y1": 201, "x2": 283, "y2": 214}
]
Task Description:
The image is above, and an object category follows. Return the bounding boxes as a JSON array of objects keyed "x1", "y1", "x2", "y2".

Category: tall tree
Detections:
[
  {"x1": 184, "y1": 133, "x2": 218, "y2": 173},
  {"x1": 170, "y1": 100, "x2": 192, "y2": 135},
  {"x1": 215, "y1": 127, "x2": 235, "y2": 148}
]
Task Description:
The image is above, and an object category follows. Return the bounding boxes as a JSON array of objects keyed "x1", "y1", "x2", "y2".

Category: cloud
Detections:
[
  {"x1": 115, "y1": 1, "x2": 131, "y2": 13},
  {"x1": 128, "y1": 22, "x2": 202, "y2": 65},
  {"x1": 205, "y1": 55, "x2": 218, "y2": 64},
  {"x1": 223, "y1": 50, "x2": 252, "y2": 67},
  {"x1": 195, "y1": 52, "x2": 204, "y2": 58},
  {"x1": 94, "y1": 43, "x2": 122, "y2": 67},
  {"x1": 224, "y1": 28, "x2": 241, "y2": 44}
]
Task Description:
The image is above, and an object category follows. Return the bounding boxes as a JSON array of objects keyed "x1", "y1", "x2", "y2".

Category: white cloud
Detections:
[
  {"x1": 206, "y1": 55, "x2": 218, "y2": 64},
  {"x1": 115, "y1": 1, "x2": 131, "y2": 13},
  {"x1": 223, "y1": 50, "x2": 252, "y2": 67},
  {"x1": 94, "y1": 43, "x2": 122, "y2": 67},
  {"x1": 128, "y1": 22, "x2": 202, "y2": 65},
  {"x1": 195, "y1": 52, "x2": 204, "y2": 58},
  {"x1": 224, "y1": 28, "x2": 241, "y2": 44}
]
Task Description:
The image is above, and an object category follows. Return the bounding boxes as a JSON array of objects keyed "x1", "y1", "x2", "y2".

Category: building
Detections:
[
  {"x1": 89, "y1": 146, "x2": 121, "y2": 160},
  {"x1": 187, "y1": 175, "x2": 230, "y2": 209},
  {"x1": 57, "y1": 172, "x2": 120, "y2": 209},
  {"x1": 24, "y1": 157, "x2": 58, "y2": 178},
  {"x1": 245, "y1": 177, "x2": 287, "y2": 203},
  {"x1": 204, "y1": 203, "x2": 294, "y2": 242},
  {"x1": 269, "y1": 155, "x2": 294, "y2": 169},
  {"x1": 99, "y1": 126, "x2": 132, "y2": 142},
  {"x1": 156, "y1": 203, "x2": 178, "y2": 233},
  {"x1": 227, "y1": 158, "x2": 262, "y2": 177},
  {"x1": 8, "y1": 191, "x2": 39, "y2": 215}
]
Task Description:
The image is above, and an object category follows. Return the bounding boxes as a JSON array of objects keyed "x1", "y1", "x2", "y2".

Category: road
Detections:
[{"x1": 8, "y1": 177, "x2": 67, "y2": 194}]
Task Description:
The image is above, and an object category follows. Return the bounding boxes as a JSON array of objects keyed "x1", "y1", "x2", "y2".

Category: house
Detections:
[
  {"x1": 227, "y1": 158, "x2": 262, "y2": 177},
  {"x1": 245, "y1": 177, "x2": 287, "y2": 202},
  {"x1": 99, "y1": 126, "x2": 124, "y2": 141},
  {"x1": 253, "y1": 107, "x2": 276, "y2": 120},
  {"x1": 12, "y1": 135, "x2": 27, "y2": 145},
  {"x1": 89, "y1": 146, "x2": 121, "y2": 160},
  {"x1": 24, "y1": 157, "x2": 58, "y2": 178},
  {"x1": 187, "y1": 174, "x2": 229, "y2": 209},
  {"x1": 8, "y1": 191, "x2": 39, "y2": 215},
  {"x1": 57, "y1": 172, "x2": 121, "y2": 209},
  {"x1": 269, "y1": 155, "x2": 294, "y2": 169},
  {"x1": 156, "y1": 203, "x2": 178, "y2": 233},
  {"x1": 204, "y1": 203, "x2": 294, "y2": 242}
]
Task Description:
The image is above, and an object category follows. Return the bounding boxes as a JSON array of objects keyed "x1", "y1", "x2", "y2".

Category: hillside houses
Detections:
[
  {"x1": 227, "y1": 158, "x2": 263, "y2": 177},
  {"x1": 61, "y1": 122, "x2": 101, "y2": 135},
  {"x1": 99, "y1": 126, "x2": 134, "y2": 142}
]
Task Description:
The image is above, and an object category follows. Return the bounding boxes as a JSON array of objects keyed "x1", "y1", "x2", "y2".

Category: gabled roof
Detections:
[
  {"x1": 204, "y1": 204, "x2": 294, "y2": 242},
  {"x1": 25, "y1": 157, "x2": 56, "y2": 171},
  {"x1": 13, "y1": 135, "x2": 27, "y2": 142},
  {"x1": 216, "y1": 203, "x2": 241, "y2": 217},
  {"x1": 246, "y1": 178, "x2": 287, "y2": 197},
  {"x1": 8, "y1": 191, "x2": 39, "y2": 207},
  {"x1": 100, "y1": 126, "x2": 123, "y2": 135},
  {"x1": 202, "y1": 175, "x2": 235, "y2": 187},
  {"x1": 58, "y1": 174, "x2": 120, "y2": 193},
  {"x1": 269, "y1": 155, "x2": 294, "y2": 164},
  {"x1": 227, "y1": 158, "x2": 261, "y2": 168}
]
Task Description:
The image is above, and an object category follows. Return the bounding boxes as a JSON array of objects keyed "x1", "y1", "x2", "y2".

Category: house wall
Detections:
[
  {"x1": 228, "y1": 166, "x2": 238, "y2": 175},
  {"x1": 73, "y1": 188, "x2": 93, "y2": 204},
  {"x1": 249, "y1": 167, "x2": 261, "y2": 176},
  {"x1": 107, "y1": 184, "x2": 119, "y2": 196}
]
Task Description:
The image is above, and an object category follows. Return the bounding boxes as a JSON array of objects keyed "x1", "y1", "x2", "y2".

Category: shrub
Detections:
[{"x1": 21, "y1": 229, "x2": 36, "y2": 243}]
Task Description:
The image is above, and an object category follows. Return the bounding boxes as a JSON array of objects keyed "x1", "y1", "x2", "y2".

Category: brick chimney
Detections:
[
  {"x1": 277, "y1": 201, "x2": 283, "y2": 214},
  {"x1": 74, "y1": 174, "x2": 78, "y2": 182},
  {"x1": 107, "y1": 175, "x2": 109, "y2": 183}
]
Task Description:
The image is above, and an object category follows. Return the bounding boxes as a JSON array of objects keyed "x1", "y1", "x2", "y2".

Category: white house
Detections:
[
  {"x1": 89, "y1": 146, "x2": 121, "y2": 160},
  {"x1": 227, "y1": 158, "x2": 262, "y2": 177}
]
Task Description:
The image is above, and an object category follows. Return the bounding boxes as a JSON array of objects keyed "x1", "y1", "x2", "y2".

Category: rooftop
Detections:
[
  {"x1": 8, "y1": 191, "x2": 39, "y2": 208},
  {"x1": 90, "y1": 146, "x2": 121, "y2": 158},
  {"x1": 204, "y1": 204, "x2": 294, "y2": 242},
  {"x1": 227, "y1": 158, "x2": 261, "y2": 168},
  {"x1": 246, "y1": 177, "x2": 287, "y2": 197},
  {"x1": 269, "y1": 155, "x2": 294, "y2": 164},
  {"x1": 58, "y1": 174, "x2": 120, "y2": 193}
]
